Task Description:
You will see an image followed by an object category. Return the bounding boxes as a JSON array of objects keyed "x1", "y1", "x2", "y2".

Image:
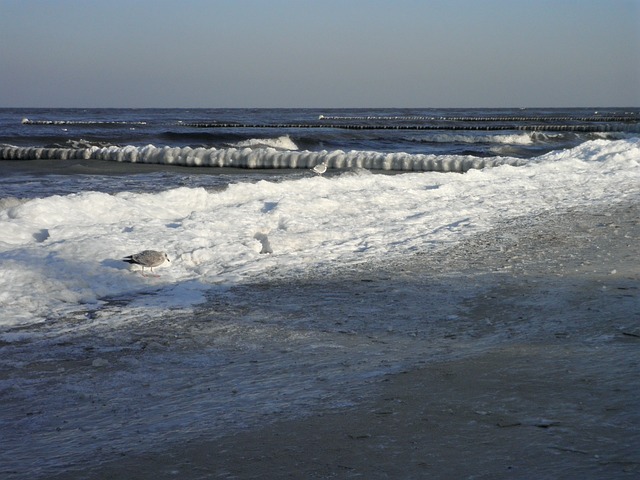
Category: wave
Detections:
[
  {"x1": 405, "y1": 131, "x2": 633, "y2": 146},
  {"x1": 406, "y1": 132, "x2": 537, "y2": 145},
  {"x1": 231, "y1": 135, "x2": 299, "y2": 150}
]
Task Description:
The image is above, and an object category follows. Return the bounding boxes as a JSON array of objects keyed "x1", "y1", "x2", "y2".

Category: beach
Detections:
[
  {"x1": 1, "y1": 108, "x2": 638, "y2": 479},
  {"x1": 37, "y1": 200, "x2": 639, "y2": 479}
]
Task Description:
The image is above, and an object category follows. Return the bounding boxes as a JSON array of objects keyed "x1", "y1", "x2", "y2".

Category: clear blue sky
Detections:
[{"x1": 2, "y1": 0, "x2": 639, "y2": 108}]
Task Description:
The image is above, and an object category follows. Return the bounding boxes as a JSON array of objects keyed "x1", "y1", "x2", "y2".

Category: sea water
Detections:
[{"x1": 0, "y1": 108, "x2": 639, "y2": 477}]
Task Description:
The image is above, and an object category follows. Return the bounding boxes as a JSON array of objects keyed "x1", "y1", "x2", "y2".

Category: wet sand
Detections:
[
  {"x1": 105, "y1": 343, "x2": 636, "y2": 480},
  {"x1": 34, "y1": 201, "x2": 639, "y2": 480}
]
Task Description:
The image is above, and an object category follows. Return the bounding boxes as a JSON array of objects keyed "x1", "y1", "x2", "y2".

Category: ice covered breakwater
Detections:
[
  {"x1": 177, "y1": 123, "x2": 640, "y2": 132},
  {"x1": 22, "y1": 114, "x2": 640, "y2": 125},
  {"x1": 20, "y1": 118, "x2": 640, "y2": 133},
  {"x1": 0, "y1": 145, "x2": 527, "y2": 172},
  {"x1": 317, "y1": 114, "x2": 640, "y2": 123}
]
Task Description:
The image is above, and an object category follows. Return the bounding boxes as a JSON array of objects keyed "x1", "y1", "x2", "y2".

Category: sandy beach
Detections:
[
  {"x1": 2, "y1": 1, "x2": 639, "y2": 475},
  {"x1": 28, "y1": 200, "x2": 636, "y2": 480}
]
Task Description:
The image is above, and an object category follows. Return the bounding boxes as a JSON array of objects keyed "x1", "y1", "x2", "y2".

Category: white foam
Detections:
[
  {"x1": 232, "y1": 135, "x2": 299, "y2": 150},
  {"x1": 411, "y1": 132, "x2": 536, "y2": 145},
  {"x1": 0, "y1": 139, "x2": 638, "y2": 328}
]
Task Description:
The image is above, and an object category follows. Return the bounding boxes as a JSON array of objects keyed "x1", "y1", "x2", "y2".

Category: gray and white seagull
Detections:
[
  {"x1": 311, "y1": 161, "x2": 328, "y2": 175},
  {"x1": 123, "y1": 250, "x2": 170, "y2": 275}
]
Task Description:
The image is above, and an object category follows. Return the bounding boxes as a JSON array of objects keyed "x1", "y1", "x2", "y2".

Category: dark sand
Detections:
[{"x1": 25, "y1": 202, "x2": 640, "y2": 479}]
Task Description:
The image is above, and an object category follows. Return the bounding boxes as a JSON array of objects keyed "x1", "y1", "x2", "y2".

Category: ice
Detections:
[
  {"x1": 0, "y1": 138, "x2": 638, "y2": 329},
  {"x1": 1, "y1": 143, "x2": 528, "y2": 171}
]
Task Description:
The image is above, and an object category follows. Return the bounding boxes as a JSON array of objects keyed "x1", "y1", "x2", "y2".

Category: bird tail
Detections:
[{"x1": 123, "y1": 256, "x2": 135, "y2": 264}]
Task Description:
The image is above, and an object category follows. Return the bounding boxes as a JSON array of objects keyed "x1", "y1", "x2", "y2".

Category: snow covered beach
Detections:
[
  {"x1": 1, "y1": 136, "x2": 638, "y2": 328},
  {"x1": 0, "y1": 108, "x2": 638, "y2": 478},
  {"x1": 2, "y1": 200, "x2": 638, "y2": 479}
]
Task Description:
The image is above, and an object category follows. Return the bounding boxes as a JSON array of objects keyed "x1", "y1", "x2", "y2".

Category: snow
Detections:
[{"x1": 0, "y1": 138, "x2": 638, "y2": 329}]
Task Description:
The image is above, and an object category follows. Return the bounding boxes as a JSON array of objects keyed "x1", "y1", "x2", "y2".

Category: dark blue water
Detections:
[
  {"x1": 2, "y1": 107, "x2": 638, "y2": 155},
  {"x1": 1, "y1": 107, "x2": 638, "y2": 198}
]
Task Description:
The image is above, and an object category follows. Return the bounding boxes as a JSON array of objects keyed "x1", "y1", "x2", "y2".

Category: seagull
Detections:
[
  {"x1": 311, "y1": 161, "x2": 328, "y2": 175},
  {"x1": 123, "y1": 250, "x2": 170, "y2": 275}
]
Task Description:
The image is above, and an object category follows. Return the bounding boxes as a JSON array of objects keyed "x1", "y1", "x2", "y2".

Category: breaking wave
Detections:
[{"x1": 230, "y1": 135, "x2": 299, "y2": 150}]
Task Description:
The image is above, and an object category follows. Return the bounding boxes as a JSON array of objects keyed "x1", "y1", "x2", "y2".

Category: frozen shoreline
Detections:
[{"x1": 3, "y1": 200, "x2": 639, "y2": 479}]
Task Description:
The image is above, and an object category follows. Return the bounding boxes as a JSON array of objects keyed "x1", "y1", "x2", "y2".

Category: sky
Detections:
[{"x1": 1, "y1": 0, "x2": 639, "y2": 108}]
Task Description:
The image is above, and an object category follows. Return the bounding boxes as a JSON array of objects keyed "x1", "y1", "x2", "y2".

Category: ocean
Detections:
[
  {"x1": 1, "y1": 107, "x2": 639, "y2": 478},
  {"x1": 2, "y1": 107, "x2": 639, "y2": 174}
]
